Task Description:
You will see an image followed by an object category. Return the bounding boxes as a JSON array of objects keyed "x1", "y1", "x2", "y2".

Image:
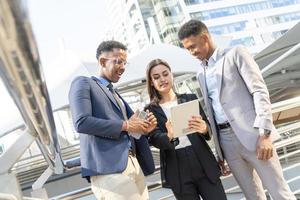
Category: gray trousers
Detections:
[{"x1": 219, "y1": 127, "x2": 296, "y2": 200}]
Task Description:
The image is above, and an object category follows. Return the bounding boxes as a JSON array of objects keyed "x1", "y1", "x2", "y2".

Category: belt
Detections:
[
  {"x1": 218, "y1": 122, "x2": 231, "y2": 129},
  {"x1": 128, "y1": 149, "x2": 135, "y2": 157}
]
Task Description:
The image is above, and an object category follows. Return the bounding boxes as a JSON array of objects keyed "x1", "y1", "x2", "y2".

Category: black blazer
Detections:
[{"x1": 145, "y1": 93, "x2": 221, "y2": 193}]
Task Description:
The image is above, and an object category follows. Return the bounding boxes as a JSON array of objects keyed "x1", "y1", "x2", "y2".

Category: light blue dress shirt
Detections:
[{"x1": 203, "y1": 48, "x2": 228, "y2": 124}]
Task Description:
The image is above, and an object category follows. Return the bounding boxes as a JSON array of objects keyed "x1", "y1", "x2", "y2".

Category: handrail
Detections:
[
  {"x1": 279, "y1": 149, "x2": 300, "y2": 161},
  {"x1": 2, "y1": 115, "x2": 297, "y2": 199},
  {"x1": 276, "y1": 122, "x2": 300, "y2": 134},
  {"x1": 13, "y1": 145, "x2": 80, "y2": 172},
  {"x1": 50, "y1": 128, "x2": 300, "y2": 199},
  {"x1": 50, "y1": 186, "x2": 92, "y2": 200},
  {"x1": 0, "y1": 193, "x2": 17, "y2": 200},
  {"x1": 158, "y1": 194, "x2": 174, "y2": 200},
  {"x1": 275, "y1": 135, "x2": 300, "y2": 149}
]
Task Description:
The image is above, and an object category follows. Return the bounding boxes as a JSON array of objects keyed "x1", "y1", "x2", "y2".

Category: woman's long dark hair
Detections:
[{"x1": 146, "y1": 59, "x2": 172, "y2": 105}]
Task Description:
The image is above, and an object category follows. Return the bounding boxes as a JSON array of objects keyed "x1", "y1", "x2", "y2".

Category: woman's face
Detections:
[{"x1": 150, "y1": 64, "x2": 173, "y2": 94}]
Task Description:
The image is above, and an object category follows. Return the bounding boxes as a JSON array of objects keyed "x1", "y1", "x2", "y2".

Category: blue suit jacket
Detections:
[{"x1": 68, "y1": 76, "x2": 155, "y2": 179}]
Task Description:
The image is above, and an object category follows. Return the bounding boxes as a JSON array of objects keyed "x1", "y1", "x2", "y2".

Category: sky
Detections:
[
  {"x1": 0, "y1": 0, "x2": 109, "y2": 134},
  {"x1": 28, "y1": 0, "x2": 109, "y2": 65}
]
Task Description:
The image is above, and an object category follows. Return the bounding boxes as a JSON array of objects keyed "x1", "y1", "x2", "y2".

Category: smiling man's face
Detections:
[
  {"x1": 99, "y1": 48, "x2": 127, "y2": 83},
  {"x1": 182, "y1": 33, "x2": 210, "y2": 61}
]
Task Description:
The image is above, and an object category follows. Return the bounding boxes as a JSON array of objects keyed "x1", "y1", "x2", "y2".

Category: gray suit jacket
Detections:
[{"x1": 197, "y1": 46, "x2": 280, "y2": 161}]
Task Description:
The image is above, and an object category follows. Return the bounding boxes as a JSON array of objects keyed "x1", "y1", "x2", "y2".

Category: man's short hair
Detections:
[
  {"x1": 96, "y1": 40, "x2": 127, "y2": 60},
  {"x1": 178, "y1": 19, "x2": 209, "y2": 40}
]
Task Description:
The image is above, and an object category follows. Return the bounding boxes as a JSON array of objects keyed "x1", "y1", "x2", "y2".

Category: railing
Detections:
[
  {"x1": 50, "y1": 130, "x2": 300, "y2": 199},
  {"x1": 0, "y1": 193, "x2": 44, "y2": 200},
  {"x1": 50, "y1": 187, "x2": 92, "y2": 200},
  {"x1": 12, "y1": 120, "x2": 300, "y2": 199},
  {"x1": 51, "y1": 170, "x2": 162, "y2": 200},
  {"x1": 148, "y1": 125, "x2": 300, "y2": 199},
  {"x1": 0, "y1": 193, "x2": 18, "y2": 200}
]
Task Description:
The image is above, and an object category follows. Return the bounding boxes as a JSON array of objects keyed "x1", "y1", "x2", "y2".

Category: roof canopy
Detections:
[
  {"x1": 255, "y1": 21, "x2": 300, "y2": 71},
  {"x1": 254, "y1": 22, "x2": 300, "y2": 103},
  {"x1": 116, "y1": 43, "x2": 201, "y2": 87}
]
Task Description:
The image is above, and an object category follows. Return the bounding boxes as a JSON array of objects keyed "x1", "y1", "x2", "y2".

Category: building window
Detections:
[
  {"x1": 129, "y1": 4, "x2": 137, "y2": 18},
  {"x1": 184, "y1": 0, "x2": 221, "y2": 6},
  {"x1": 163, "y1": 7, "x2": 172, "y2": 17},
  {"x1": 162, "y1": 26, "x2": 178, "y2": 38},
  {"x1": 270, "y1": 0, "x2": 300, "y2": 8},
  {"x1": 133, "y1": 22, "x2": 141, "y2": 33},
  {"x1": 190, "y1": 1, "x2": 272, "y2": 20},
  {"x1": 209, "y1": 21, "x2": 247, "y2": 35},
  {"x1": 153, "y1": 0, "x2": 164, "y2": 5},
  {"x1": 255, "y1": 11, "x2": 300, "y2": 26},
  {"x1": 272, "y1": 29, "x2": 288, "y2": 40},
  {"x1": 230, "y1": 37, "x2": 255, "y2": 47},
  {"x1": 162, "y1": 4, "x2": 182, "y2": 17}
]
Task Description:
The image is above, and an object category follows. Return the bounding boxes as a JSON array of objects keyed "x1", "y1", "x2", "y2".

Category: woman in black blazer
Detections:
[{"x1": 144, "y1": 59, "x2": 227, "y2": 200}]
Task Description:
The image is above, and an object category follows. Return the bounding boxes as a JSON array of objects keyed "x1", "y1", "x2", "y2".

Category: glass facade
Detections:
[
  {"x1": 207, "y1": 11, "x2": 300, "y2": 36},
  {"x1": 153, "y1": 0, "x2": 187, "y2": 46},
  {"x1": 191, "y1": 3, "x2": 300, "y2": 21},
  {"x1": 209, "y1": 21, "x2": 247, "y2": 35},
  {"x1": 270, "y1": 0, "x2": 300, "y2": 7},
  {"x1": 188, "y1": 0, "x2": 300, "y2": 50},
  {"x1": 184, "y1": 0, "x2": 221, "y2": 5},
  {"x1": 191, "y1": 2, "x2": 271, "y2": 20},
  {"x1": 106, "y1": 0, "x2": 300, "y2": 55},
  {"x1": 256, "y1": 11, "x2": 300, "y2": 26},
  {"x1": 186, "y1": 0, "x2": 299, "y2": 6},
  {"x1": 230, "y1": 36, "x2": 255, "y2": 47}
]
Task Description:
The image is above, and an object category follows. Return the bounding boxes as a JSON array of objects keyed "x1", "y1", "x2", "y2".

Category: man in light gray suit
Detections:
[{"x1": 178, "y1": 20, "x2": 296, "y2": 200}]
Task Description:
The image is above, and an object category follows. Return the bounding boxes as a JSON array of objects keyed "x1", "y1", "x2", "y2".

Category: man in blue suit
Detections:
[{"x1": 69, "y1": 40, "x2": 157, "y2": 200}]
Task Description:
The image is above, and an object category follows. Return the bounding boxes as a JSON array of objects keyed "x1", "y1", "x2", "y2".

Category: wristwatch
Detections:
[{"x1": 263, "y1": 129, "x2": 271, "y2": 137}]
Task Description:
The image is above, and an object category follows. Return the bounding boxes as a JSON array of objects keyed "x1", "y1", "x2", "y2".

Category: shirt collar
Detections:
[
  {"x1": 201, "y1": 47, "x2": 219, "y2": 67},
  {"x1": 207, "y1": 47, "x2": 219, "y2": 66},
  {"x1": 210, "y1": 47, "x2": 219, "y2": 63},
  {"x1": 96, "y1": 76, "x2": 111, "y2": 87}
]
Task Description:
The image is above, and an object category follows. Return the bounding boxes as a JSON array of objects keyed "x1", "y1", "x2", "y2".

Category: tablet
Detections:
[{"x1": 170, "y1": 99, "x2": 200, "y2": 137}]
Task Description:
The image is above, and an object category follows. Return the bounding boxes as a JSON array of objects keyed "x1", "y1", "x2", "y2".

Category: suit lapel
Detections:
[
  {"x1": 215, "y1": 49, "x2": 227, "y2": 96},
  {"x1": 197, "y1": 68, "x2": 208, "y2": 102},
  {"x1": 117, "y1": 90, "x2": 134, "y2": 118},
  {"x1": 155, "y1": 105, "x2": 167, "y2": 121},
  {"x1": 91, "y1": 76, "x2": 121, "y2": 112},
  {"x1": 148, "y1": 104, "x2": 167, "y2": 132}
]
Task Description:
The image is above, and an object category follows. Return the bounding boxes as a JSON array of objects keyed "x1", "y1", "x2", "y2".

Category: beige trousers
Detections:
[
  {"x1": 219, "y1": 127, "x2": 296, "y2": 200},
  {"x1": 90, "y1": 155, "x2": 149, "y2": 200}
]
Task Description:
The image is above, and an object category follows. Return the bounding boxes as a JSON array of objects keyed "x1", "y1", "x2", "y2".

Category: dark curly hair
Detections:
[
  {"x1": 96, "y1": 40, "x2": 127, "y2": 60},
  {"x1": 178, "y1": 19, "x2": 209, "y2": 40}
]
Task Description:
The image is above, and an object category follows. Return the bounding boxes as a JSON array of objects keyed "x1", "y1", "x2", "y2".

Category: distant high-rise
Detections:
[
  {"x1": 105, "y1": 0, "x2": 300, "y2": 55},
  {"x1": 105, "y1": 0, "x2": 151, "y2": 56}
]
